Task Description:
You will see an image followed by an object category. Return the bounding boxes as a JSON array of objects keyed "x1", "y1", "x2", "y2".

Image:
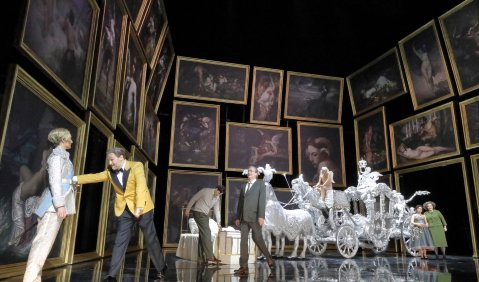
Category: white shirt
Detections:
[{"x1": 246, "y1": 179, "x2": 256, "y2": 192}]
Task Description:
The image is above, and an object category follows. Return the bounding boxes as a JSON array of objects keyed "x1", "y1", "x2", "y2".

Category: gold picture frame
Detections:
[
  {"x1": 138, "y1": 0, "x2": 168, "y2": 68},
  {"x1": 470, "y1": 154, "x2": 479, "y2": 224},
  {"x1": 394, "y1": 158, "x2": 477, "y2": 257},
  {"x1": 225, "y1": 177, "x2": 248, "y2": 229},
  {"x1": 389, "y1": 102, "x2": 460, "y2": 169},
  {"x1": 297, "y1": 121, "x2": 346, "y2": 187},
  {"x1": 174, "y1": 56, "x2": 250, "y2": 104},
  {"x1": 285, "y1": 71, "x2": 343, "y2": 123},
  {"x1": 226, "y1": 122, "x2": 293, "y2": 174},
  {"x1": 169, "y1": 100, "x2": 220, "y2": 169},
  {"x1": 250, "y1": 67, "x2": 284, "y2": 125},
  {"x1": 0, "y1": 65, "x2": 86, "y2": 274},
  {"x1": 354, "y1": 107, "x2": 390, "y2": 173},
  {"x1": 459, "y1": 95, "x2": 479, "y2": 150},
  {"x1": 399, "y1": 20, "x2": 455, "y2": 110},
  {"x1": 163, "y1": 169, "x2": 222, "y2": 247},
  {"x1": 141, "y1": 100, "x2": 160, "y2": 165}
]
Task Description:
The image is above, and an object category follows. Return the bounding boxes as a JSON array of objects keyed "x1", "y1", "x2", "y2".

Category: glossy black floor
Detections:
[{"x1": 12, "y1": 250, "x2": 479, "y2": 281}]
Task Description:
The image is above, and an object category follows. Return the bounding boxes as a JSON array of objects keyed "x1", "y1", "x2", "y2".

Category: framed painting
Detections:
[
  {"x1": 347, "y1": 48, "x2": 407, "y2": 116},
  {"x1": 0, "y1": 65, "x2": 85, "y2": 271},
  {"x1": 74, "y1": 112, "x2": 114, "y2": 262},
  {"x1": 146, "y1": 28, "x2": 175, "y2": 112},
  {"x1": 123, "y1": 0, "x2": 148, "y2": 29},
  {"x1": 226, "y1": 122, "x2": 292, "y2": 174},
  {"x1": 225, "y1": 177, "x2": 248, "y2": 229},
  {"x1": 389, "y1": 102, "x2": 460, "y2": 169},
  {"x1": 90, "y1": 0, "x2": 128, "y2": 128},
  {"x1": 118, "y1": 24, "x2": 147, "y2": 145},
  {"x1": 18, "y1": 0, "x2": 99, "y2": 108},
  {"x1": 138, "y1": 0, "x2": 168, "y2": 68},
  {"x1": 169, "y1": 101, "x2": 220, "y2": 169},
  {"x1": 354, "y1": 107, "x2": 390, "y2": 172},
  {"x1": 147, "y1": 170, "x2": 157, "y2": 204},
  {"x1": 439, "y1": 0, "x2": 479, "y2": 95},
  {"x1": 141, "y1": 100, "x2": 160, "y2": 165},
  {"x1": 460, "y1": 96, "x2": 479, "y2": 149},
  {"x1": 471, "y1": 154, "x2": 479, "y2": 219},
  {"x1": 250, "y1": 67, "x2": 284, "y2": 125},
  {"x1": 174, "y1": 56, "x2": 249, "y2": 104},
  {"x1": 399, "y1": 20, "x2": 455, "y2": 110},
  {"x1": 131, "y1": 145, "x2": 149, "y2": 173},
  {"x1": 164, "y1": 170, "x2": 222, "y2": 247},
  {"x1": 394, "y1": 158, "x2": 477, "y2": 257},
  {"x1": 297, "y1": 122, "x2": 346, "y2": 187},
  {"x1": 284, "y1": 71, "x2": 343, "y2": 123}
]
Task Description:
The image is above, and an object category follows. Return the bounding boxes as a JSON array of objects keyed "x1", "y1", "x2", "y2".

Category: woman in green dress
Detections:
[{"x1": 424, "y1": 201, "x2": 448, "y2": 259}]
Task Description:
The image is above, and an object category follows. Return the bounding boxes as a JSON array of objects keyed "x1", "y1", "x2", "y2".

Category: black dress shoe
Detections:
[
  {"x1": 154, "y1": 272, "x2": 166, "y2": 280},
  {"x1": 102, "y1": 276, "x2": 117, "y2": 282}
]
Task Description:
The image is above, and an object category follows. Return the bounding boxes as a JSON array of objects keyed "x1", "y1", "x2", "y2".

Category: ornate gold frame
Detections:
[
  {"x1": 459, "y1": 96, "x2": 479, "y2": 150},
  {"x1": 250, "y1": 66, "x2": 284, "y2": 125},
  {"x1": 225, "y1": 177, "x2": 248, "y2": 228}
]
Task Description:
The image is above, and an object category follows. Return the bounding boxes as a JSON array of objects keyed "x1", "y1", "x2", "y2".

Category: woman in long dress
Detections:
[
  {"x1": 424, "y1": 201, "x2": 448, "y2": 259},
  {"x1": 410, "y1": 205, "x2": 434, "y2": 259}
]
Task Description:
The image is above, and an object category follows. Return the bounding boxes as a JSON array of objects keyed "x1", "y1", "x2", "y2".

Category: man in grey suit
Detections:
[{"x1": 234, "y1": 166, "x2": 274, "y2": 276}]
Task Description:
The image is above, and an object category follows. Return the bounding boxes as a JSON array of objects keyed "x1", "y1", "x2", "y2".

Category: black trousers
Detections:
[{"x1": 108, "y1": 209, "x2": 165, "y2": 277}]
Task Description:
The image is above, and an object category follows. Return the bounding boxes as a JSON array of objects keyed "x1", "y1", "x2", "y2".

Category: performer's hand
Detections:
[
  {"x1": 57, "y1": 206, "x2": 67, "y2": 219},
  {"x1": 444, "y1": 226, "x2": 447, "y2": 232},
  {"x1": 258, "y1": 218, "x2": 265, "y2": 226},
  {"x1": 235, "y1": 219, "x2": 240, "y2": 227},
  {"x1": 134, "y1": 209, "x2": 141, "y2": 218}
]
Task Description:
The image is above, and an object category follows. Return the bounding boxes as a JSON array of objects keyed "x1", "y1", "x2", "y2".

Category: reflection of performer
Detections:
[
  {"x1": 256, "y1": 76, "x2": 276, "y2": 120},
  {"x1": 424, "y1": 201, "x2": 448, "y2": 259},
  {"x1": 24, "y1": 128, "x2": 76, "y2": 281},
  {"x1": 72, "y1": 147, "x2": 166, "y2": 281}
]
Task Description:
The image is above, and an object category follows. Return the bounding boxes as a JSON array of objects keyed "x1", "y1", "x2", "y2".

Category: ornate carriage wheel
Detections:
[
  {"x1": 401, "y1": 217, "x2": 418, "y2": 257},
  {"x1": 336, "y1": 225, "x2": 359, "y2": 258},
  {"x1": 307, "y1": 236, "x2": 328, "y2": 256},
  {"x1": 338, "y1": 259, "x2": 361, "y2": 281}
]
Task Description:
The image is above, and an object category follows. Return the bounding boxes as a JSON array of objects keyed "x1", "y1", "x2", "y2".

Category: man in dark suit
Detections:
[
  {"x1": 73, "y1": 147, "x2": 166, "y2": 281},
  {"x1": 234, "y1": 166, "x2": 274, "y2": 276}
]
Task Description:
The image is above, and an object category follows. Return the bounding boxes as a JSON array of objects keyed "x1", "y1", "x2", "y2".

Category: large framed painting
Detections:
[
  {"x1": 164, "y1": 170, "x2": 222, "y2": 247},
  {"x1": 439, "y1": 0, "x2": 479, "y2": 95},
  {"x1": 169, "y1": 101, "x2": 220, "y2": 169},
  {"x1": 346, "y1": 48, "x2": 407, "y2": 116},
  {"x1": 18, "y1": 0, "x2": 99, "y2": 108},
  {"x1": 123, "y1": 0, "x2": 148, "y2": 29},
  {"x1": 146, "y1": 28, "x2": 175, "y2": 112},
  {"x1": 460, "y1": 96, "x2": 479, "y2": 150},
  {"x1": 471, "y1": 154, "x2": 479, "y2": 219},
  {"x1": 297, "y1": 122, "x2": 346, "y2": 187},
  {"x1": 138, "y1": 0, "x2": 168, "y2": 68},
  {"x1": 0, "y1": 66, "x2": 85, "y2": 270},
  {"x1": 90, "y1": 0, "x2": 128, "y2": 128},
  {"x1": 354, "y1": 107, "x2": 390, "y2": 172},
  {"x1": 250, "y1": 67, "x2": 284, "y2": 125},
  {"x1": 141, "y1": 100, "x2": 160, "y2": 165},
  {"x1": 174, "y1": 56, "x2": 249, "y2": 104},
  {"x1": 225, "y1": 177, "x2": 248, "y2": 229},
  {"x1": 118, "y1": 24, "x2": 147, "y2": 145},
  {"x1": 226, "y1": 122, "x2": 292, "y2": 174},
  {"x1": 399, "y1": 20, "x2": 455, "y2": 110},
  {"x1": 394, "y1": 158, "x2": 477, "y2": 257},
  {"x1": 74, "y1": 112, "x2": 114, "y2": 261},
  {"x1": 285, "y1": 71, "x2": 343, "y2": 123},
  {"x1": 389, "y1": 102, "x2": 460, "y2": 169}
]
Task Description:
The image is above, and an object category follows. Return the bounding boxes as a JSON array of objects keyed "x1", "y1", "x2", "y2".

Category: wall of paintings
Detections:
[
  {"x1": 346, "y1": 0, "x2": 479, "y2": 257},
  {"x1": 0, "y1": 0, "x2": 173, "y2": 277}
]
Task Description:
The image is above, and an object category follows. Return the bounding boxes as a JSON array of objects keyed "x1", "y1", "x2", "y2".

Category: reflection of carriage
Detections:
[{"x1": 285, "y1": 160, "x2": 429, "y2": 258}]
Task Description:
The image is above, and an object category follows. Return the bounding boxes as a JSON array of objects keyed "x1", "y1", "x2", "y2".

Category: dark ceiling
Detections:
[{"x1": 164, "y1": 0, "x2": 464, "y2": 77}]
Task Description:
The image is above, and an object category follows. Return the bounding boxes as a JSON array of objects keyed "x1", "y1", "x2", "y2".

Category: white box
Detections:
[{"x1": 214, "y1": 230, "x2": 256, "y2": 265}]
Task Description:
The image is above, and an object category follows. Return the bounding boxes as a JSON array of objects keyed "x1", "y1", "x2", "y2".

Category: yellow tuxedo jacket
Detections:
[{"x1": 77, "y1": 161, "x2": 154, "y2": 216}]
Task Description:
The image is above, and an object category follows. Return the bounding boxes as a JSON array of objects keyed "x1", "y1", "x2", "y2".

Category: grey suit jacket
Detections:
[{"x1": 236, "y1": 180, "x2": 266, "y2": 222}]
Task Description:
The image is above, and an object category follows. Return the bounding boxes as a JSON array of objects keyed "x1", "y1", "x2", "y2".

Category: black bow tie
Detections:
[{"x1": 115, "y1": 168, "x2": 124, "y2": 174}]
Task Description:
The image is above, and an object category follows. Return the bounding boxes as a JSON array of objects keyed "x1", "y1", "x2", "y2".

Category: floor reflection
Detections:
[{"x1": 11, "y1": 250, "x2": 479, "y2": 281}]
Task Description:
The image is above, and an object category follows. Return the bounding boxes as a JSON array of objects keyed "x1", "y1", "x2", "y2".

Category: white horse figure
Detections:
[{"x1": 257, "y1": 165, "x2": 314, "y2": 259}]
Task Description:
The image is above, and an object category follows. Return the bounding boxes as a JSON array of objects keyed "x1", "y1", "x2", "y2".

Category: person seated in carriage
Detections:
[{"x1": 313, "y1": 167, "x2": 334, "y2": 209}]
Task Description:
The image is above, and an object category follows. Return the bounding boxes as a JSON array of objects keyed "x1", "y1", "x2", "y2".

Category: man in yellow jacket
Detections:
[{"x1": 73, "y1": 147, "x2": 165, "y2": 281}]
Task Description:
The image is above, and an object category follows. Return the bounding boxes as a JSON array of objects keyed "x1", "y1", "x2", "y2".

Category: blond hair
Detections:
[{"x1": 48, "y1": 128, "x2": 71, "y2": 146}]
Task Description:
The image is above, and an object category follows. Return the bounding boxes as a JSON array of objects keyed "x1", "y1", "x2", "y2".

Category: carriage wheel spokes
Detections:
[
  {"x1": 307, "y1": 236, "x2": 328, "y2": 256},
  {"x1": 336, "y1": 225, "x2": 359, "y2": 258}
]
